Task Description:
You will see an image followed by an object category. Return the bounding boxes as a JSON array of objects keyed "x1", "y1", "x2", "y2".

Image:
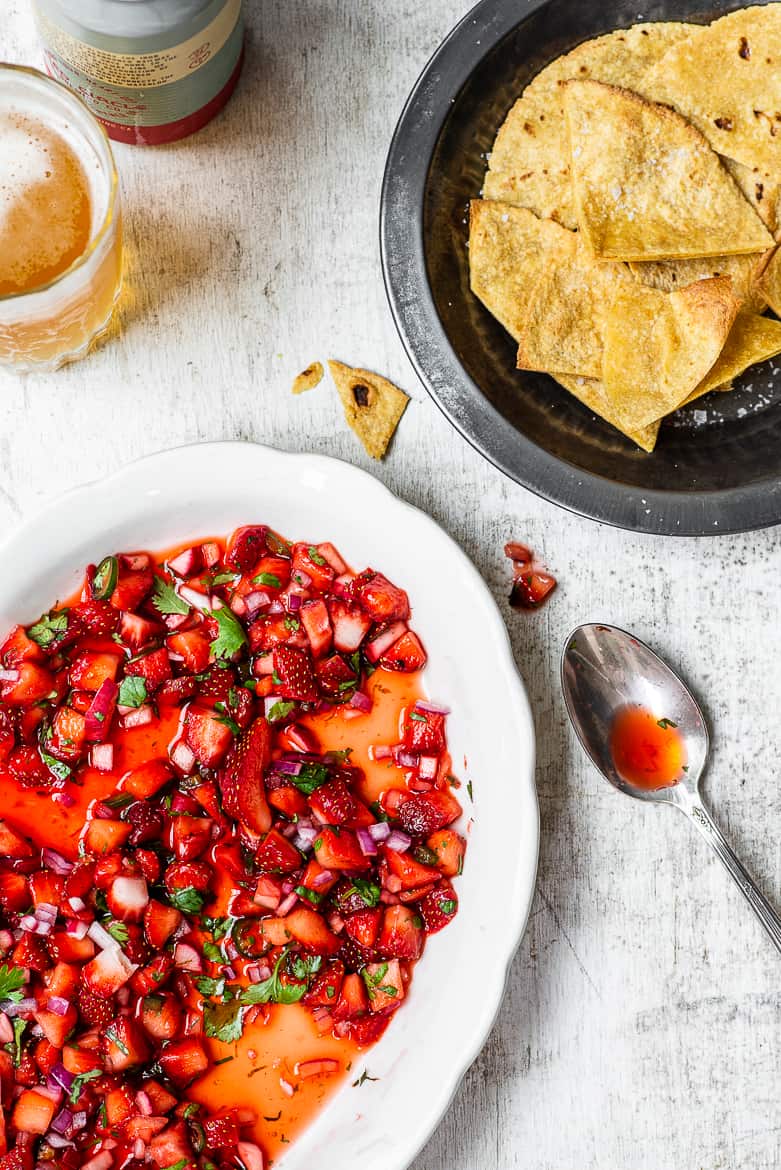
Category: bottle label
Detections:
[{"x1": 36, "y1": 0, "x2": 241, "y2": 89}]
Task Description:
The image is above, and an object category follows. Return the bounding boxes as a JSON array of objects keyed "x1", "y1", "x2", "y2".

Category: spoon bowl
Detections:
[{"x1": 561, "y1": 622, "x2": 781, "y2": 954}]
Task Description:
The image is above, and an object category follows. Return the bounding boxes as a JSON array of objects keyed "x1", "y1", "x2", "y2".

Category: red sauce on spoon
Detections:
[{"x1": 611, "y1": 705, "x2": 686, "y2": 790}]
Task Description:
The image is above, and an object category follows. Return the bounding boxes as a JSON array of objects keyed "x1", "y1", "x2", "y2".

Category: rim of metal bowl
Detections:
[{"x1": 379, "y1": 0, "x2": 781, "y2": 537}]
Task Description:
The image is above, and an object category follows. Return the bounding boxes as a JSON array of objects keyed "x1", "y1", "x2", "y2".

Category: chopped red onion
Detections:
[
  {"x1": 236, "y1": 1141, "x2": 266, "y2": 1170},
  {"x1": 88, "y1": 920, "x2": 120, "y2": 951},
  {"x1": 349, "y1": 690, "x2": 372, "y2": 713},
  {"x1": 287, "y1": 592, "x2": 302, "y2": 613},
  {"x1": 36, "y1": 903, "x2": 58, "y2": 922},
  {"x1": 311, "y1": 869, "x2": 334, "y2": 889},
  {"x1": 173, "y1": 943, "x2": 203, "y2": 973},
  {"x1": 65, "y1": 919, "x2": 89, "y2": 940},
  {"x1": 90, "y1": 743, "x2": 114, "y2": 773},
  {"x1": 295, "y1": 824, "x2": 318, "y2": 846},
  {"x1": 267, "y1": 599, "x2": 285, "y2": 615},
  {"x1": 385, "y1": 829, "x2": 412, "y2": 853},
  {"x1": 133, "y1": 1138, "x2": 146, "y2": 1161},
  {"x1": 0, "y1": 1013, "x2": 13, "y2": 1044},
  {"x1": 396, "y1": 750, "x2": 419, "y2": 769},
  {"x1": 135, "y1": 1091, "x2": 153, "y2": 1117},
  {"x1": 121, "y1": 704, "x2": 153, "y2": 730},
  {"x1": 41, "y1": 848, "x2": 73, "y2": 876},
  {"x1": 0, "y1": 669, "x2": 20, "y2": 683},
  {"x1": 277, "y1": 893, "x2": 298, "y2": 917},
  {"x1": 365, "y1": 621, "x2": 407, "y2": 663},
  {"x1": 356, "y1": 827, "x2": 378, "y2": 856},
  {"x1": 67, "y1": 896, "x2": 86, "y2": 912},
  {"x1": 415, "y1": 698, "x2": 451, "y2": 716},
  {"x1": 280, "y1": 879, "x2": 295, "y2": 895},
  {"x1": 163, "y1": 611, "x2": 189, "y2": 632},
  {"x1": 170, "y1": 739, "x2": 196, "y2": 774},
  {"x1": 84, "y1": 679, "x2": 118, "y2": 743},
  {"x1": 178, "y1": 584, "x2": 209, "y2": 611},
  {"x1": 229, "y1": 594, "x2": 248, "y2": 618},
  {"x1": 46, "y1": 996, "x2": 70, "y2": 1017},
  {"x1": 368, "y1": 821, "x2": 391, "y2": 843},
  {"x1": 246, "y1": 964, "x2": 263, "y2": 984},
  {"x1": 50, "y1": 1108, "x2": 74, "y2": 1135},
  {"x1": 34, "y1": 919, "x2": 53, "y2": 936},
  {"x1": 52, "y1": 790, "x2": 76, "y2": 808},
  {"x1": 2, "y1": 998, "x2": 36, "y2": 1016},
  {"x1": 372, "y1": 745, "x2": 392, "y2": 760},
  {"x1": 274, "y1": 759, "x2": 303, "y2": 776},
  {"x1": 19, "y1": 915, "x2": 37, "y2": 933},
  {"x1": 418, "y1": 755, "x2": 438, "y2": 780}
]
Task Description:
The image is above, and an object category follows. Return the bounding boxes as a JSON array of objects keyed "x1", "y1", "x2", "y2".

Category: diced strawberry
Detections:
[
  {"x1": 2, "y1": 625, "x2": 43, "y2": 666},
  {"x1": 184, "y1": 704, "x2": 234, "y2": 767},
  {"x1": 249, "y1": 554, "x2": 291, "y2": 590},
  {"x1": 256, "y1": 828, "x2": 302, "y2": 874},
  {"x1": 313, "y1": 827, "x2": 370, "y2": 871},
  {"x1": 166, "y1": 815, "x2": 213, "y2": 861},
  {"x1": 248, "y1": 615, "x2": 293, "y2": 653},
  {"x1": 510, "y1": 566, "x2": 557, "y2": 609},
  {"x1": 418, "y1": 880, "x2": 458, "y2": 933},
  {"x1": 62, "y1": 1041, "x2": 104, "y2": 1074},
  {"x1": 203, "y1": 1111, "x2": 240, "y2": 1149},
  {"x1": 12, "y1": 1089, "x2": 57, "y2": 1134},
  {"x1": 427, "y1": 829, "x2": 466, "y2": 877},
  {"x1": 1, "y1": 662, "x2": 54, "y2": 706},
  {"x1": 92, "y1": 852, "x2": 124, "y2": 889},
  {"x1": 225, "y1": 525, "x2": 268, "y2": 572},
  {"x1": 0, "y1": 1144, "x2": 33, "y2": 1169},
  {"x1": 46, "y1": 931, "x2": 95, "y2": 964},
  {"x1": 110, "y1": 566, "x2": 154, "y2": 611},
  {"x1": 364, "y1": 958, "x2": 405, "y2": 1012},
  {"x1": 382, "y1": 846, "x2": 440, "y2": 891},
  {"x1": 300, "y1": 599, "x2": 332, "y2": 658},
  {"x1": 397, "y1": 791, "x2": 462, "y2": 837},
  {"x1": 121, "y1": 758, "x2": 174, "y2": 800},
  {"x1": 0, "y1": 820, "x2": 33, "y2": 858},
  {"x1": 158, "y1": 1038, "x2": 208, "y2": 1087},
  {"x1": 83, "y1": 945, "x2": 137, "y2": 997},
  {"x1": 272, "y1": 645, "x2": 318, "y2": 701},
  {"x1": 357, "y1": 572, "x2": 410, "y2": 622},
  {"x1": 47, "y1": 705, "x2": 87, "y2": 763},
  {"x1": 195, "y1": 664, "x2": 236, "y2": 704},
  {"x1": 82, "y1": 817, "x2": 132, "y2": 854},
  {"x1": 220, "y1": 716, "x2": 271, "y2": 835},
  {"x1": 144, "y1": 899, "x2": 183, "y2": 949},
  {"x1": 72, "y1": 599, "x2": 119, "y2": 637},
  {"x1": 378, "y1": 904, "x2": 424, "y2": 959},
  {"x1": 126, "y1": 647, "x2": 173, "y2": 692},
  {"x1": 69, "y1": 652, "x2": 121, "y2": 692},
  {"x1": 379, "y1": 630, "x2": 427, "y2": 672},
  {"x1": 332, "y1": 972, "x2": 368, "y2": 1021},
  {"x1": 342, "y1": 1013, "x2": 391, "y2": 1047},
  {"x1": 141, "y1": 991, "x2": 182, "y2": 1041},
  {"x1": 267, "y1": 784, "x2": 308, "y2": 818},
  {"x1": 33, "y1": 1001, "x2": 77, "y2": 1048},
  {"x1": 344, "y1": 908, "x2": 382, "y2": 949},
  {"x1": 304, "y1": 959, "x2": 345, "y2": 1007},
  {"x1": 0, "y1": 710, "x2": 15, "y2": 765},
  {"x1": 7, "y1": 745, "x2": 50, "y2": 787},
  {"x1": 168, "y1": 545, "x2": 203, "y2": 577},
  {"x1": 327, "y1": 598, "x2": 373, "y2": 653},
  {"x1": 164, "y1": 860, "x2": 212, "y2": 894},
  {"x1": 292, "y1": 543, "x2": 335, "y2": 592},
  {"x1": 107, "y1": 874, "x2": 149, "y2": 922},
  {"x1": 142, "y1": 1079, "x2": 178, "y2": 1115},
  {"x1": 309, "y1": 778, "x2": 370, "y2": 827},
  {"x1": 167, "y1": 629, "x2": 211, "y2": 673},
  {"x1": 403, "y1": 708, "x2": 446, "y2": 753},
  {"x1": 44, "y1": 961, "x2": 79, "y2": 1000},
  {"x1": 298, "y1": 858, "x2": 338, "y2": 899},
  {"x1": 0, "y1": 873, "x2": 30, "y2": 913},
  {"x1": 30, "y1": 870, "x2": 63, "y2": 906},
  {"x1": 283, "y1": 906, "x2": 340, "y2": 954},
  {"x1": 315, "y1": 652, "x2": 358, "y2": 697},
  {"x1": 130, "y1": 952, "x2": 174, "y2": 996},
  {"x1": 104, "y1": 1084, "x2": 135, "y2": 1127},
  {"x1": 120, "y1": 611, "x2": 162, "y2": 649},
  {"x1": 103, "y1": 1015, "x2": 150, "y2": 1071}
]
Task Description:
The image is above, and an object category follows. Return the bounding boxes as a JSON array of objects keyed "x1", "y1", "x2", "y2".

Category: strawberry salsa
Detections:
[{"x1": 0, "y1": 527, "x2": 466, "y2": 1170}]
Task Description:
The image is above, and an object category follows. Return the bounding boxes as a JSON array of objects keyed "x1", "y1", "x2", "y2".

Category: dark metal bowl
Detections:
[{"x1": 380, "y1": 0, "x2": 781, "y2": 535}]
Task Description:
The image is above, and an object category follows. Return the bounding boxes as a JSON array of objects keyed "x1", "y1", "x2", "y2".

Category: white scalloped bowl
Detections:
[{"x1": 0, "y1": 442, "x2": 538, "y2": 1169}]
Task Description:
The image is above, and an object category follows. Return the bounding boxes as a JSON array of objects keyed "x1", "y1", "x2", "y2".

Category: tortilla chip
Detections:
[
  {"x1": 468, "y1": 201, "x2": 577, "y2": 340},
  {"x1": 291, "y1": 361, "x2": 324, "y2": 395},
  {"x1": 629, "y1": 250, "x2": 770, "y2": 314},
  {"x1": 602, "y1": 275, "x2": 740, "y2": 429},
  {"x1": 482, "y1": 22, "x2": 693, "y2": 228},
  {"x1": 328, "y1": 361, "x2": 409, "y2": 460},
  {"x1": 685, "y1": 312, "x2": 781, "y2": 405},
  {"x1": 723, "y1": 157, "x2": 781, "y2": 235},
  {"x1": 643, "y1": 5, "x2": 781, "y2": 176},
  {"x1": 758, "y1": 247, "x2": 781, "y2": 316},
  {"x1": 554, "y1": 373, "x2": 660, "y2": 452},
  {"x1": 564, "y1": 80, "x2": 773, "y2": 261},
  {"x1": 517, "y1": 237, "x2": 630, "y2": 377}
]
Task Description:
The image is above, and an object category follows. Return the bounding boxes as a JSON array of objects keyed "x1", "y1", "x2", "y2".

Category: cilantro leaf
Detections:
[
  {"x1": 105, "y1": 1026, "x2": 129, "y2": 1056},
  {"x1": 28, "y1": 611, "x2": 68, "y2": 650},
  {"x1": 307, "y1": 547, "x2": 327, "y2": 566},
  {"x1": 253, "y1": 572, "x2": 281, "y2": 588},
  {"x1": 291, "y1": 762, "x2": 330, "y2": 796},
  {"x1": 152, "y1": 576, "x2": 190, "y2": 617},
  {"x1": 69, "y1": 1067, "x2": 103, "y2": 1104},
  {"x1": 118, "y1": 676, "x2": 147, "y2": 708},
  {"x1": 0, "y1": 965, "x2": 26, "y2": 1004},
  {"x1": 203, "y1": 999, "x2": 244, "y2": 1044},
  {"x1": 7, "y1": 1018, "x2": 26, "y2": 1065},
  {"x1": 210, "y1": 605, "x2": 247, "y2": 660},
  {"x1": 195, "y1": 975, "x2": 227, "y2": 999},
  {"x1": 267, "y1": 700, "x2": 296, "y2": 724},
  {"x1": 346, "y1": 877, "x2": 381, "y2": 908},
  {"x1": 657, "y1": 718, "x2": 678, "y2": 730},
  {"x1": 40, "y1": 749, "x2": 71, "y2": 783},
  {"x1": 352, "y1": 1069, "x2": 379, "y2": 1087},
  {"x1": 239, "y1": 949, "x2": 309, "y2": 1006},
  {"x1": 167, "y1": 886, "x2": 204, "y2": 915}
]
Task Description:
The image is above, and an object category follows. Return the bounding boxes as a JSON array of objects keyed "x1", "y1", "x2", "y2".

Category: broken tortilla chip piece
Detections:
[
  {"x1": 629, "y1": 249, "x2": 770, "y2": 314},
  {"x1": 602, "y1": 275, "x2": 740, "y2": 429},
  {"x1": 483, "y1": 22, "x2": 692, "y2": 229},
  {"x1": 328, "y1": 361, "x2": 409, "y2": 460},
  {"x1": 685, "y1": 311, "x2": 781, "y2": 404},
  {"x1": 517, "y1": 237, "x2": 631, "y2": 377},
  {"x1": 723, "y1": 157, "x2": 781, "y2": 235},
  {"x1": 468, "y1": 201, "x2": 576, "y2": 341},
  {"x1": 564, "y1": 80, "x2": 773, "y2": 261},
  {"x1": 758, "y1": 247, "x2": 781, "y2": 317},
  {"x1": 643, "y1": 5, "x2": 781, "y2": 176},
  {"x1": 291, "y1": 361, "x2": 324, "y2": 395},
  {"x1": 554, "y1": 373, "x2": 660, "y2": 452}
]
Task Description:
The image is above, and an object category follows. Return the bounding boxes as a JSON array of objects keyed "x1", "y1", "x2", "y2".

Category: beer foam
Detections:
[{"x1": 0, "y1": 115, "x2": 54, "y2": 229}]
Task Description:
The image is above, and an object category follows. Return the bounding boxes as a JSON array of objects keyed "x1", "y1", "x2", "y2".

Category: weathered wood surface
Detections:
[{"x1": 2, "y1": 3, "x2": 779, "y2": 1167}]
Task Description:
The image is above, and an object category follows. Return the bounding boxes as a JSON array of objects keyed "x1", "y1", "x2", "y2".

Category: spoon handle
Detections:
[{"x1": 685, "y1": 799, "x2": 781, "y2": 954}]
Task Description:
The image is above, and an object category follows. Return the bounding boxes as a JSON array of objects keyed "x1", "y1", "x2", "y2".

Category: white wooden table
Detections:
[{"x1": 3, "y1": 4, "x2": 779, "y2": 1167}]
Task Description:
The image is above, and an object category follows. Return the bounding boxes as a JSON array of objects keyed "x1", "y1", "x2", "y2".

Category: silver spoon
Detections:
[{"x1": 561, "y1": 622, "x2": 781, "y2": 954}]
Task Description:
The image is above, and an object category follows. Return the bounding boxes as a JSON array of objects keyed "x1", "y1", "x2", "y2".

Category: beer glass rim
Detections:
[{"x1": 0, "y1": 62, "x2": 119, "y2": 304}]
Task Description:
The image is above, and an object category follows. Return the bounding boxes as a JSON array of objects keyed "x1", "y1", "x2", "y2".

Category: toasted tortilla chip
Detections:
[
  {"x1": 554, "y1": 373, "x2": 660, "y2": 452},
  {"x1": 482, "y1": 22, "x2": 692, "y2": 228},
  {"x1": 685, "y1": 312, "x2": 781, "y2": 405},
  {"x1": 291, "y1": 361, "x2": 324, "y2": 395},
  {"x1": 328, "y1": 361, "x2": 409, "y2": 460},
  {"x1": 468, "y1": 201, "x2": 576, "y2": 340},
  {"x1": 630, "y1": 250, "x2": 770, "y2": 314},
  {"x1": 517, "y1": 237, "x2": 630, "y2": 377},
  {"x1": 758, "y1": 247, "x2": 781, "y2": 316},
  {"x1": 564, "y1": 80, "x2": 773, "y2": 261},
  {"x1": 643, "y1": 5, "x2": 781, "y2": 176},
  {"x1": 724, "y1": 157, "x2": 781, "y2": 235},
  {"x1": 602, "y1": 275, "x2": 740, "y2": 429}
]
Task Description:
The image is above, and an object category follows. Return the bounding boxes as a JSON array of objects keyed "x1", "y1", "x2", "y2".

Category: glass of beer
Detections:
[{"x1": 0, "y1": 64, "x2": 122, "y2": 371}]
